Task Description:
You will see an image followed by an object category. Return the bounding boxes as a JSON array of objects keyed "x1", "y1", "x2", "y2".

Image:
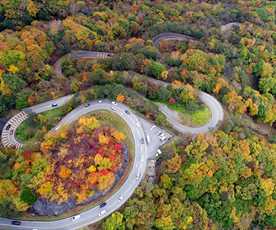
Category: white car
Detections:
[
  {"x1": 112, "y1": 101, "x2": 117, "y2": 105},
  {"x1": 99, "y1": 210, "x2": 107, "y2": 216},
  {"x1": 111, "y1": 107, "x2": 116, "y2": 111},
  {"x1": 136, "y1": 173, "x2": 141, "y2": 180},
  {"x1": 118, "y1": 195, "x2": 123, "y2": 201},
  {"x1": 72, "y1": 215, "x2": 80, "y2": 221},
  {"x1": 146, "y1": 135, "x2": 150, "y2": 144},
  {"x1": 160, "y1": 135, "x2": 167, "y2": 142},
  {"x1": 157, "y1": 149, "x2": 162, "y2": 155},
  {"x1": 98, "y1": 100, "x2": 102, "y2": 103}
]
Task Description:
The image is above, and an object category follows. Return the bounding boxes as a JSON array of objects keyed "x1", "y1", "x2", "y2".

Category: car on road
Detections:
[
  {"x1": 51, "y1": 103, "x2": 58, "y2": 107},
  {"x1": 146, "y1": 134, "x2": 150, "y2": 144},
  {"x1": 156, "y1": 149, "x2": 162, "y2": 157},
  {"x1": 118, "y1": 195, "x2": 123, "y2": 201},
  {"x1": 112, "y1": 101, "x2": 117, "y2": 105},
  {"x1": 140, "y1": 138, "x2": 145, "y2": 144},
  {"x1": 72, "y1": 215, "x2": 80, "y2": 221},
  {"x1": 5, "y1": 124, "x2": 11, "y2": 130},
  {"x1": 98, "y1": 100, "x2": 102, "y2": 103},
  {"x1": 84, "y1": 103, "x2": 90, "y2": 107},
  {"x1": 99, "y1": 202, "x2": 107, "y2": 208},
  {"x1": 9, "y1": 129, "x2": 14, "y2": 135},
  {"x1": 125, "y1": 110, "x2": 130, "y2": 115},
  {"x1": 136, "y1": 173, "x2": 141, "y2": 180},
  {"x1": 111, "y1": 107, "x2": 116, "y2": 111},
  {"x1": 11, "y1": 220, "x2": 21, "y2": 226},
  {"x1": 99, "y1": 210, "x2": 106, "y2": 216}
]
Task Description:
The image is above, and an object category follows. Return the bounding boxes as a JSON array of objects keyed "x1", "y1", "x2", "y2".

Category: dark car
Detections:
[
  {"x1": 125, "y1": 110, "x2": 130, "y2": 115},
  {"x1": 99, "y1": 202, "x2": 107, "y2": 208},
  {"x1": 51, "y1": 103, "x2": 58, "y2": 107},
  {"x1": 5, "y1": 124, "x2": 11, "y2": 130},
  {"x1": 11, "y1": 220, "x2": 21, "y2": 226}
]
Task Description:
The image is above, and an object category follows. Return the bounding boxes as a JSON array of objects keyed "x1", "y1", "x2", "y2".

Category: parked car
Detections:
[{"x1": 51, "y1": 103, "x2": 58, "y2": 107}]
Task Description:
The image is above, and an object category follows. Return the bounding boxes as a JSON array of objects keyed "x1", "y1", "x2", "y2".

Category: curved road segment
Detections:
[
  {"x1": 152, "y1": 33, "x2": 224, "y2": 133},
  {"x1": 1, "y1": 95, "x2": 74, "y2": 149},
  {"x1": 220, "y1": 22, "x2": 240, "y2": 33},
  {"x1": 159, "y1": 92, "x2": 224, "y2": 134},
  {"x1": 152, "y1": 32, "x2": 197, "y2": 47},
  {"x1": 0, "y1": 32, "x2": 224, "y2": 229},
  {"x1": 0, "y1": 100, "x2": 151, "y2": 230}
]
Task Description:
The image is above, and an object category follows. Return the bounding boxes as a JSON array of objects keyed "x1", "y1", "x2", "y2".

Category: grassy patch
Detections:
[
  {"x1": 164, "y1": 102, "x2": 211, "y2": 127},
  {"x1": 15, "y1": 117, "x2": 41, "y2": 143},
  {"x1": 16, "y1": 107, "x2": 66, "y2": 143}
]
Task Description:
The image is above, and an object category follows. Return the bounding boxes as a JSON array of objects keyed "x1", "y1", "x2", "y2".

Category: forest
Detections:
[
  {"x1": 0, "y1": 0, "x2": 275, "y2": 229},
  {"x1": 0, "y1": 0, "x2": 275, "y2": 128},
  {"x1": 103, "y1": 129, "x2": 275, "y2": 230}
]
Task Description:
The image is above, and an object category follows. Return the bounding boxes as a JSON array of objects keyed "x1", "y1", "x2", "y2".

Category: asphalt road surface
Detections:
[
  {"x1": 0, "y1": 100, "x2": 171, "y2": 230},
  {"x1": 152, "y1": 32, "x2": 197, "y2": 46},
  {"x1": 131, "y1": 75, "x2": 224, "y2": 134},
  {"x1": 158, "y1": 91, "x2": 224, "y2": 134},
  {"x1": 1, "y1": 95, "x2": 74, "y2": 149}
]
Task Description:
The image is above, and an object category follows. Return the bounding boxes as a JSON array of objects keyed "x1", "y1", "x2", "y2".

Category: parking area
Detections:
[{"x1": 138, "y1": 117, "x2": 172, "y2": 160}]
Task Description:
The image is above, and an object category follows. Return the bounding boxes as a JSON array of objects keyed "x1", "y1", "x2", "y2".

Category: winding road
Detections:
[
  {"x1": 0, "y1": 100, "x2": 171, "y2": 230},
  {"x1": 158, "y1": 92, "x2": 224, "y2": 134},
  {"x1": 1, "y1": 95, "x2": 74, "y2": 149},
  {"x1": 152, "y1": 32, "x2": 197, "y2": 46},
  {"x1": 0, "y1": 32, "x2": 224, "y2": 230}
]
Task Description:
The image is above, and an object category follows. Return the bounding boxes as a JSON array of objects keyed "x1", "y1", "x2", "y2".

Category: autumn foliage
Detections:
[{"x1": 36, "y1": 115, "x2": 127, "y2": 204}]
